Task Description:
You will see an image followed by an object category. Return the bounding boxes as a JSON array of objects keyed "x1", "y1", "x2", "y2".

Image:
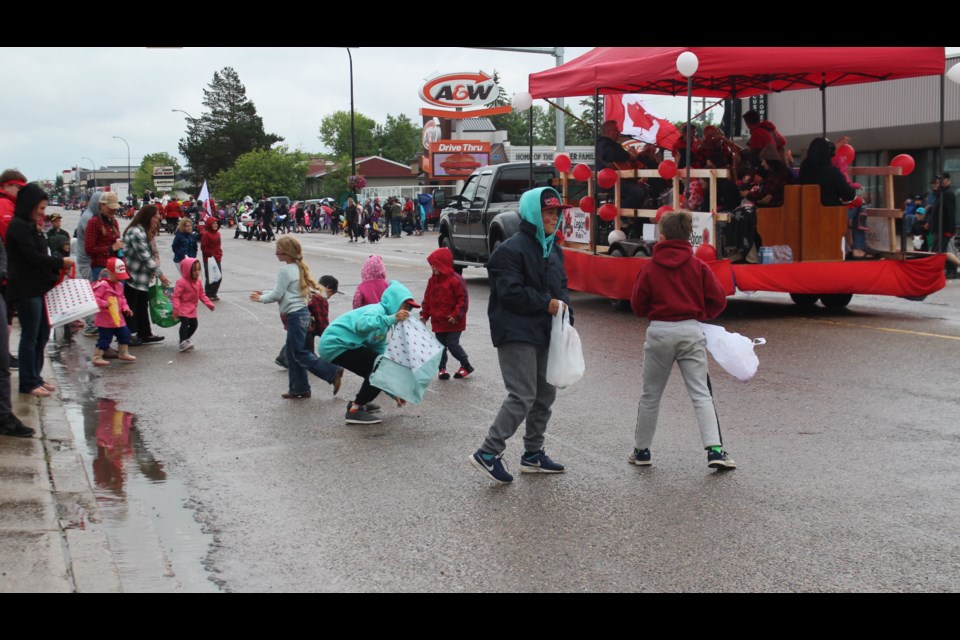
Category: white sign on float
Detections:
[
  {"x1": 690, "y1": 211, "x2": 715, "y2": 249},
  {"x1": 562, "y1": 207, "x2": 591, "y2": 244}
]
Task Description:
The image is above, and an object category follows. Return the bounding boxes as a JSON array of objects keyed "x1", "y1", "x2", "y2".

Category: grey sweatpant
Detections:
[
  {"x1": 481, "y1": 342, "x2": 556, "y2": 456},
  {"x1": 635, "y1": 320, "x2": 722, "y2": 450}
]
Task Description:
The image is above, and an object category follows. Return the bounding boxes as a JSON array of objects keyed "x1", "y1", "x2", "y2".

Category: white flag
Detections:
[{"x1": 198, "y1": 180, "x2": 211, "y2": 218}]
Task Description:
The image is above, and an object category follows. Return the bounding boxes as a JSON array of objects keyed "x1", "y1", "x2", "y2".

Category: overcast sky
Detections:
[
  {"x1": 6, "y1": 47, "x2": 957, "y2": 183},
  {"x1": 4, "y1": 46, "x2": 708, "y2": 182}
]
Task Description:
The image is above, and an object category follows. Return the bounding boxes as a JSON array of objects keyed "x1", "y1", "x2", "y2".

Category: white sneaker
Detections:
[{"x1": 179, "y1": 340, "x2": 193, "y2": 352}]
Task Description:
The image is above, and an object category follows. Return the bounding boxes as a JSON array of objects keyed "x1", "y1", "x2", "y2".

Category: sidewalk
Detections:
[{"x1": 0, "y1": 330, "x2": 121, "y2": 593}]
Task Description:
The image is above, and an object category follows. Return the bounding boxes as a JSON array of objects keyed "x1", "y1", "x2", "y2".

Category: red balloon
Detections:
[
  {"x1": 554, "y1": 153, "x2": 572, "y2": 173},
  {"x1": 579, "y1": 196, "x2": 595, "y2": 214},
  {"x1": 658, "y1": 160, "x2": 677, "y2": 179},
  {"x1": 890, "y1": 154, "x2": 915, "y2": 176},
  {"x1": 597, "y1": 168, "x2": 619, "y2": 189},
  {"x1": 655, "y1": 205, "x2": 674, "y2": 222},
  {"x1": 598, "y1": 203, "x2": 619, "y2": 222},
  {"x1": 836, "y1": 144, "x2": 855, "y2": 164},
  {"x1": 695, "y1": 243, "x2": 717, "y2": 262},
  {"x1": 572, "y1": 163, "x2": 592, "y2": 182}
]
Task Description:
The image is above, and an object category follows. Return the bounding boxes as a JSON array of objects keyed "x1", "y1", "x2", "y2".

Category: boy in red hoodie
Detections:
[
  {"x1": 420, "y1": 247, "x2": 473, "y2": 380},
  {"x1": 630, "y1": 210, "x2": 736, "y2": 470},
  {"x1": 172, "y1": 257, "x2": 215, "y2": 352}
]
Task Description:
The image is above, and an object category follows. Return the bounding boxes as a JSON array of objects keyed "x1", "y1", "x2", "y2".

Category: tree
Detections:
[
  {"x1": 318, "y1": 110, "x2": 378, "y2": 160},
  {"x1": 374, "y1": 114, "x2": 421, "y2": 164},
  {"x1": 178, "y1": 67, "x2": 283, "y2": 183},
  {"x1": 212, "y1": 147, "x2": 307, "y2": 202},
  {"x1": 132, "y1": 152, "x2": 181, "y2": 196}
]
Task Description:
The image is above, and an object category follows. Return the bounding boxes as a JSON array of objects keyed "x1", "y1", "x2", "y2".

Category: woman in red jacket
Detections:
[
  {"x1": 84, "y1": 191, "x2": 123, "y2": 280},
  {"x1": 420, "y1": 247, "x2": 473, "y2": 380},
  {"x1": 200, "y1": 217, "x2": 223, "y2": 300}
]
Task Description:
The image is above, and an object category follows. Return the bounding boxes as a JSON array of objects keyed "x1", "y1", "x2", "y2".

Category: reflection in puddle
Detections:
[{"x1": 50, "y1": 343, "x2": 219, "y2": 593}]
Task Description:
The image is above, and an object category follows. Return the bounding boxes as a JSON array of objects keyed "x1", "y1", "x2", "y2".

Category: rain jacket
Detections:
[
  {"x1": 0, "y1": 191, "x2": 15, "y2": 242},
  {"x1": 319, "y1": 280, "x2": 415, "y2": 361},
  {"x1": 630, "y1": 239, "x2": 727, "y2": 322},
  {"x1": 200, "y1": 217, "x2": 222, "y2": 262},
  {"x1": 5, "y1": 201, "x2": 64, "y2": 301},
  {"x1": 421, "y1": 247, "x2": 468, "y2": 333},
  {"x1": 172, "y1": 228, "x2": 198, "y2": 263},
  {"x1": 747, "y1": 119, "x2": 787, "y2": 155},
  {"x1": 172, "y1": 257, "x2": 213, "y2": 319},
  {"x1": 487, "y1": 187, "x2": 571, "y2": 348},
  {"x1": 75, "y1": 192, "x2": 101, "y2": 269},
  {"x1": 352, "y1": 254, "x2": 389, "y2": 309},
  {"x1": 93, "y1": 278, "x2": 130, "y2": 328}
]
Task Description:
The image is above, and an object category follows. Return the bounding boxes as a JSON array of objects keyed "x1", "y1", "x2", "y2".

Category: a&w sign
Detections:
[{"x1": 419, "y1": 72, "x2": 501, "y2": 109}]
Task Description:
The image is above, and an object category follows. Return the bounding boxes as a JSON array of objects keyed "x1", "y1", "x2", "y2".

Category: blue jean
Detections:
[
  {"x1": 286, "y1": 308, "x2": 339, "y2": 394},
  {"x1": 391, "y1": 217, "x2": 402, "y2": 237},
  {"x1": 848, "y1": 206, "x2": 867, "y2": 251},
  {"x1": 15, "y1": 297, "x2": 49, "y2": 392}
]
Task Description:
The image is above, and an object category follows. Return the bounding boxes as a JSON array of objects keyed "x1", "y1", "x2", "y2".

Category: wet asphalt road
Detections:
[{"x1": 51, "y1": 209, "x2": 960, "y2": 592}]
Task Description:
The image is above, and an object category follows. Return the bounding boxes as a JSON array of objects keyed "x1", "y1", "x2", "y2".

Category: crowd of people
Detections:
[{"x1": 1, "y1": 170, "x2": 739, "y2": 485}]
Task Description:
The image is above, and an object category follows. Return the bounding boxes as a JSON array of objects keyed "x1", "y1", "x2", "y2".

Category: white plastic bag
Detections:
[
  {"x1": 699, "y1": 323, "x2": 766, "y2": 382},
  {"x1": 207, "y1": 256, "x2": 222, "y2": 283},
  {"x1": 546, "y1": 303, "x2": 585, "y2": 389}
]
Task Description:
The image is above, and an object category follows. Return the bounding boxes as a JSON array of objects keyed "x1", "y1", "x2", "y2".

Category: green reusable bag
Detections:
[{"x1": 148, "y1": 279, "x2": 179, "y2": 328}]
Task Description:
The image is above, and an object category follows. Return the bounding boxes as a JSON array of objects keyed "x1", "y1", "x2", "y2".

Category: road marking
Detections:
[{"x1": 810, "y1": 318, "x2": 960, "y2": 341}]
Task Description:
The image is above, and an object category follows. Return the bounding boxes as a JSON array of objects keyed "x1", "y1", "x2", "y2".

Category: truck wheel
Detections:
[
  {"x1": 440, "y1": 236, "x2": 463, "y2": 274},
  {"x1": 819, "y1": 293, "x2": 853, "y2": 309},
  {"x1": 789, "y1": 293, "x2": 819, "y2": 307}
]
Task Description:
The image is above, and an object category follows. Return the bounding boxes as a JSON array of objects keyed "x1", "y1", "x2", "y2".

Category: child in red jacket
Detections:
[
  {"x1": 200, "y1": 217, "x2": 223, "y2": 300},
  {"x1": 629, "y1": 211, "x2": 736, "y2": 471},
  {"x1": 91, "y1": 258, "x2": 137, "y2": 366},
  {"x1": 420, "y1": 247, "x2": 472, "y2": 380},
  {"x1": 172, "y1": 257, "x2": 215, "y2": 352}
]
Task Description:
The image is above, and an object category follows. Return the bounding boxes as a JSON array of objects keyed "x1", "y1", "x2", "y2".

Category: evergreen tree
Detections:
[{"x1": 178, "y1": 67, "x2": 283, "y2": 183}]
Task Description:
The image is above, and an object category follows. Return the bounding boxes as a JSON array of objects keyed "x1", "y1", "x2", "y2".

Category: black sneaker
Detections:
[
  {"x1": 628, "y1": 448, "x2": 652, "y2": 466},
  {"x1": 140, "y1": 335, "x2": 165, "y2": 344},
  {"x1": 438, "y1": 369, "x2": 450, "y2": 380},
  {"x1": 0, "y1": 414, "x2": 34, "y2": 438},
  {"x1": 707, "y1": 449, "x2": 737, "y2": 470},
  {"x1": 129, "y1": 336, "x2": 144, "y2": 347},
  {"x1": 519, "y1": 449, "x2": 565, "y2": 474},
  {"x1": 362, "y1": 403, "x2": 380, "y2": 413},
  {"x1": 345, "y1": 403, "x2": 382, "y2": 425},
  {"x1": 469, "y1": 449, "x2": 513, "y2": 484}
]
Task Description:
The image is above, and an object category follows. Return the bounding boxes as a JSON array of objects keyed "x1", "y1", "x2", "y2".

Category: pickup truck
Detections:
[{"x1": 434, "y1": 162, "x2": 559, "y2": 272}]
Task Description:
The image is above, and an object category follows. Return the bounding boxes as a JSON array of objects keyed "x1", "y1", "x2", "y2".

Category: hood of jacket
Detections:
[
  {"x1": 518, "y1": 187, "x2": 560, "y2": 258},
  {"x1": 82, "y1": 191, "x2": 102, "y2": 220},
  {"x1": 379, "y1": 280, "x2": 415, "y2": 315},
  {"x1": 360, "y1": 254, "x2": 387, "y2": 282},
  {"x1": 427, "y1": 247, "x2": 455, "y2": 278},
  {"x1": 203, "y1": 217, "x2": 219, "y2": 232},
  {"x1": 652, "y1": 239, "x2": 694, "y2": 269},
  {"x1": 179, "y1": 256, "x2": 199, "y2": 280}
]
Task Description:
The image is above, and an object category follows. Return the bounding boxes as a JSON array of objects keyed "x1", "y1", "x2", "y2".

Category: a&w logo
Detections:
[{"x1": 419, "y1": 72, "x2": 501, "y2": 109}]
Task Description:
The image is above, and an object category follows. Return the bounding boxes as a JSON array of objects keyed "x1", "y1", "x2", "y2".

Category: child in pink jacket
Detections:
[
  {"x1": 352, "y1": 254, "x2": 389, "y2": 308},
  {"x1": 92, "y1": 257, "x2": 136, "y2": 366},
  {"x1": 172, "y1": 256, "x2": 215, "y2": 352}
]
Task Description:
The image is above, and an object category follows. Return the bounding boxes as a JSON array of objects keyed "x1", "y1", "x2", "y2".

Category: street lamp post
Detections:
[
  {"x1": 346, "y1": 48, "x2": 356, "y2": 197},
  {"x1": 81, "y1": 156, "x2": 95, "y2": 197},
  {"x1": 113, "y1": 136, "x2": 130, "y2": 203}
]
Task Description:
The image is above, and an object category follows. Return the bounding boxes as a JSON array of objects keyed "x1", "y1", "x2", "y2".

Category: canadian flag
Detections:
[{"x1": 604, "y1": 95, "x2": 681, "y2": 151}]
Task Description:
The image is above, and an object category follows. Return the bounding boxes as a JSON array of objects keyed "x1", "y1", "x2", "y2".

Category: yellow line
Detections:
[{"x1": 811, "y1": 318, "x2": 960, "y2": 341}]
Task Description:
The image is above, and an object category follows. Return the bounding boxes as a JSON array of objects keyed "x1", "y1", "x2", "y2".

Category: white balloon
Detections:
[
  {"x1": 608, "y1": 229, "x2": 627, "y2": 245},
  {"x1": 948, "y1": 63, "x2": 960, "y2": 85},
  {"x1": 676, "y1": 51, "x2": 699, "y2": 77},
  {"x1": 513, "y1": 91, "x2": 533, "y2": 112}
]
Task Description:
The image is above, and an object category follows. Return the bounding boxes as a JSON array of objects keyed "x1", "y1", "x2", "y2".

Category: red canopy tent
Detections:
[
  {"x1": 526, "y1": 47, "x2": 949, "y2": 301},
  {"x1": 528, "y1": 47, "x2": 945, "y2": 100}
]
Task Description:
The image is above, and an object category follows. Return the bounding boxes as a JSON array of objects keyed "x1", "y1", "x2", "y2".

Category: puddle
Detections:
[{"x1": 49, "y1": 341, "x2": 220, "y2": 593}]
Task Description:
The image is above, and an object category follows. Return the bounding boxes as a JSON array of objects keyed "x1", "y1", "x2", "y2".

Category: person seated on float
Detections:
[
  {"x1": 635, "y1": 143, "x2": 668, "y2": 204},
  {"x1": 595, "y1": 119, "x2": 648, "y2": 209},
  {"x1": 695, "y1": 125, "x2": 742, "y2": 211},
  {"x1": 746, "y1": 146, "x2": 793, "y2": 208},
  {"x1": 743, "y1": 109, "x2": 789, "y2": 167},
  {"x1": 798, "y1": 138, "x2": 857, "y2": 207}
]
